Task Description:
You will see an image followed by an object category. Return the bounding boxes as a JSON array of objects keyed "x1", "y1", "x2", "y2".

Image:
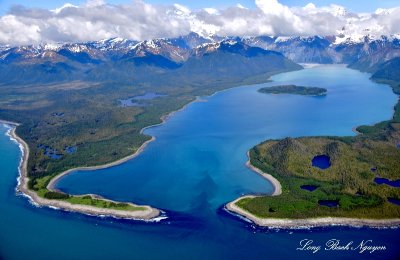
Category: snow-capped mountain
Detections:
[
  {"x1": 0, "y1": 35, "x2": 303, "y2": 85},
  {"x1": 90, "y1": 37, "x2": 138, "y2": 51},
  {"x1": 242, "y1": 34, "x2": 400, "y2": 67},
  {"x1": 192, "y1": 39, "x2": 282, "y2": 59},
  {"x1": 0, "y1": 32, "x2": 399, "y2": 79},
  {"x1": 243, "y1": 36, "x2": 336, "y2": 63},
  {"x1": 0, "y1": 33, "x2": 400, "y2": 63},
  {"x1": 124, "y1": 39, "x2": 189, "y2": 62},
  {"x1": 169, "y1": 32, "x2": 214, "y2": 50}
]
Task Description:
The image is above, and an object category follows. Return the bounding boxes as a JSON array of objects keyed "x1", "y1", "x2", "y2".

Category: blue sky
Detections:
[{"x1": 0, "y1": 0, "x2": 399, "y2": 15}]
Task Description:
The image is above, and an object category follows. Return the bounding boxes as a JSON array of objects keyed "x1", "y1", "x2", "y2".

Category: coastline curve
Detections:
[
  {"x1": 1, "y1": 120, "x2": 160, "y2": 220},
  {"x1": 225, "y1": 158, "x2": 400, "y2": 228}
]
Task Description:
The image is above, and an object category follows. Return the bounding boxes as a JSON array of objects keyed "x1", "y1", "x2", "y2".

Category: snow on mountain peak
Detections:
[
  {"x1": 144, "y1": 40, "x2": 159, "y2": 50},
  {"x1": 275, "y1": 36, "x2": 291, "y2": 43},
  {"x1": 67, "y1": 44, "x2": 89, "y2": 53},
  {"x1": 224, "y1": 39, "x2": 238, "y2": 45},
  {"x1": 109, "y1": 37, "x2": 126, "y2": 44},
  {"x1": 333, "y1": 33, "x2": 400, "y2": 45},
  {"x1": 44, "y1": 43, "x2": 63, "y2": 51}
]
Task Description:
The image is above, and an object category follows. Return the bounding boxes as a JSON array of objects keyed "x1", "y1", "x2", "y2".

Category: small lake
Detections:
[
  {"x1": 388, "y1": 198, "x2": 400, "y2": 206},
  {"x1": 318, "y1": 200, "x2": 339, "y2": 208},
  {"x1": 312, "y1": 155, "x2": 331, "y2": 170},
  {"x1": 64, "y1": 146, "x2": 77, "y2": 154},
  {"x1": 38, "y1": 144, "x2": 63, "y2": 159},
  {"x1": 301, "y1": 185, "x2": 318, "y2": 191},
  {"x1": 38, "y1": 144, "x2": 78, "y2": 159},
  {"x1": 119, "y1": 92, "x2": 166, "y2": 107},
  {"x1": 374, "y1": 178, "x2": 400, "y2": 188},
  {"x1": 1, "y1": 65, "x2": 400, "y2": 259}
]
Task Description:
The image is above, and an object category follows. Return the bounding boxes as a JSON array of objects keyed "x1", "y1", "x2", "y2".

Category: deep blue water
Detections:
[
  {"x1": 1, "y1": 65, "x2": 400, "y2": 259},
  {"x1": 388, "y1": 198, "x2": 400, "y2": 206},
  {"x1": 319, "y1": 200, "x2": 339, "y2": 208},
  {"x1": 374, "y1": 178, "x2": 400, "y2": 188},
  {"x1": 312, "y1": 155, "x2": 331, "y2": 170},
  {"x1": 301, "y1": 185, "x2": 319, "y2": 191}
]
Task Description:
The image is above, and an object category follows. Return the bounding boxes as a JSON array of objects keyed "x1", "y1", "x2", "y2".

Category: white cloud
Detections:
[
  {"x1": 256, "y1": 0, "x2": 292, "y2": 16},
  {"x1": 85, "y1": 0, "x2": 106, "y2": 7},
  {"x1": 203, "y1": 8, "x2": 219, "y2": 15},
  {"x1": 0, "y1": 15, "x2": 41, "y2": 44},
  {"x1": 52, "y1": 3, "x2": 78, "y2": 14},
  {"x1": 0, "y1": 0, "x2": 399, "y2": 45}
]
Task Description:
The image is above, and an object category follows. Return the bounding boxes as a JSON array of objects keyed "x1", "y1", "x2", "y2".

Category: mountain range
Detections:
[{"x1": 0, "y1": 32, "x2": 399, "y2": 85}]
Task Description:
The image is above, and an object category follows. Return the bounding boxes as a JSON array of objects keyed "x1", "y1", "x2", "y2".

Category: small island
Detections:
[{"x1": 258, "y1": 85, "x2": 327, "y2": 96}]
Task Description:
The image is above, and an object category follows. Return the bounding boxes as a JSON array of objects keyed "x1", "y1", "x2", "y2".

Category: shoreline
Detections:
[
  {"x1": 245, "y1": 151, "x2": 282, "y2": 196},
  {"x1": 225, "y1": 196, "x2": 400, "y2": 228},
  {"x1": 0, "y1": 92, "x2": 233, "y2": 221},
  {"x1": 225, "y1": 152, "x2": 400, "y2": 229},
  {"x1": 50, "y1": 95, "x2": 206, "y2": 190},
  {"x1": 1, "y1": 120, "x2": 160, "y2": 220},
  {"x1": 352, "y1": 126, "x2": 361, "y2": 135},
  {"x1": 226, "y1": 75, "x2": 400, "y2": 228},
  {"x1": 1, "y1": 94, "x2": 211, "y2": 220},
  {"x1": 47, "y1": 136, "x2": 156, "y2": 191},
  {"x1": 0, "y1": 75, "x2": 277, "y2": 221}
]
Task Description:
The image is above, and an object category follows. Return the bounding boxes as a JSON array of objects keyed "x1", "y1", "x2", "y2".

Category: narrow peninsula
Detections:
[
  {"x1": 258, "y1": 85, "x2": 327, "y2": 96},
  {"x1": 4, "y1": 123, "x2": 160, "y2": 220}
]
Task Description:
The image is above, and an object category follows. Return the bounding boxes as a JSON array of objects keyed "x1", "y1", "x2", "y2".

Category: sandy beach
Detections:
[
  {"x1": 245, "y1": 151, "x2": 282, "y2": 196},
  {"x1": 225, "y1": 151, "x2": 400, "y2": 228},
  {"x1": 225, "y1": 196, "x2": 400, "y2": 228},
  {"x1": 352, "y1": 126, "x2": 362, "y2": 135},
  {"x1": 1, "y1": 120, "x2": 160, "y2": 220}
]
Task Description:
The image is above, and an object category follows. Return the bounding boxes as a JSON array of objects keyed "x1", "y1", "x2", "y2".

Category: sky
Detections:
[
  {"x1": 0, "y1": 0, "x2": 399, "y2": 45},
  {"x1": 1, "y1": 0, "x2": 399, "y2": 14}
]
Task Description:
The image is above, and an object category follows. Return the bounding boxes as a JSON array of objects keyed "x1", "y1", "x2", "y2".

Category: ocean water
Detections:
[{"x1": 1, "y1": 65, "x2": 399, "y2": 259}]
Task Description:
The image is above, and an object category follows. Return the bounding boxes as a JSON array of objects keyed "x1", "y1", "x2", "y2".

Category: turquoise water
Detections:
[{"x1": 1, "y1": 65, "x2": 400, "y2": 259}]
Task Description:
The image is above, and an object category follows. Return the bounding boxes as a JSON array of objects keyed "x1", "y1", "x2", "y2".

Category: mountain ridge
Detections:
[
  {"x1": 0, "y1": 32, "x2": 399, "y2": 85},
  {"x1": 1, "y1": 32, "x2": 399, "y2": 62}
]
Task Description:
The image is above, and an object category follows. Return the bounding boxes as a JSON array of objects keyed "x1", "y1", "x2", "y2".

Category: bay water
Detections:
[{"x1": 1, "y1": 65, "x2": 399, "y2": 259}]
